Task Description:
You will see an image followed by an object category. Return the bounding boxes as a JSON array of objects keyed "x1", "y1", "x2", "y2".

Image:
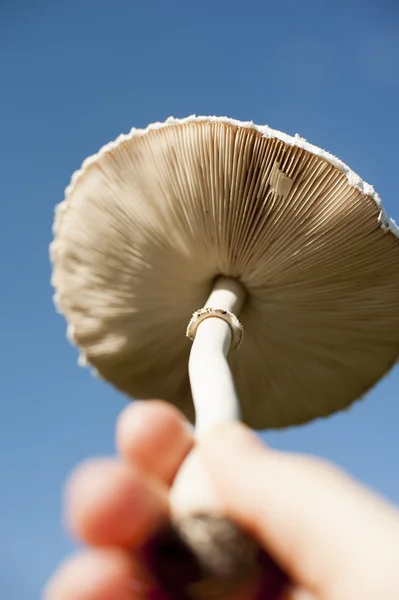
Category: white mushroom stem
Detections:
[
  {"x1": 170, "y1": 276, "x2": 246, "y2": 518},
  {"x1": 189, "y1": 277, "x2": 246, "y2": 438}
]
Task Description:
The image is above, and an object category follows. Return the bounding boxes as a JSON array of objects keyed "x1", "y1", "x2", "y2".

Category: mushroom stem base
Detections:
[{"x1": 142, "y1": 513, "x2": 288, "y2": 600}]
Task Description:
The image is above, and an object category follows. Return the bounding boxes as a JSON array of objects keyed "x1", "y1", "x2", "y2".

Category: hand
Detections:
[{"x1": 44, "y1": 401, "x2": 399, "y2": 600}]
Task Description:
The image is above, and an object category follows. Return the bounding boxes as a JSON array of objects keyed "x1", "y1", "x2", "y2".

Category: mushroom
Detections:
[{"x1": 51, "y1": 116, "x2": 399, "y2": 599}]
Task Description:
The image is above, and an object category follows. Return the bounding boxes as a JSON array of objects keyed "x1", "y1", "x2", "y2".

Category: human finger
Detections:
[
  {"x1": 43, "y1": 548, "x2": 147, "y2": 600},
  {"x1": 65, "y1": 458, "x2": 168, "y2": 548},
  {"x1": 200, "y1": 423, "x2": 399, "y2": 598},
  {"x1": 116, "y1": 400, "x2": 194, "y2": 485}
]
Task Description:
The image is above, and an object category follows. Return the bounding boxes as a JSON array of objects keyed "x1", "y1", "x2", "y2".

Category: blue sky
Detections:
[{"x1": 1, "y1": 1, "x2": 399, "y2": 598}]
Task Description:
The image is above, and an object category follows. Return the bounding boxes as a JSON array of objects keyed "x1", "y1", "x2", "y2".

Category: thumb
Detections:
[{"x1": 199, "y1": 423, "x2": 399, "y2": 598}]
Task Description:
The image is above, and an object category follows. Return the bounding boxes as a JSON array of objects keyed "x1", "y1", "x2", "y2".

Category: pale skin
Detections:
[{"x1": 44, "y1": 400, "x2": 399, "y2": 600}]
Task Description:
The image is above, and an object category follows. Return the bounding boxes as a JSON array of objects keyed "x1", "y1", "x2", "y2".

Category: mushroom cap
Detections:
[{"x1": 51, "y1": 116, "x2": 399, "y2": 430}]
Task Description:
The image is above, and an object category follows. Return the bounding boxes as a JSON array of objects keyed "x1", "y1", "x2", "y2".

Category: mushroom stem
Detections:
[
  {"x1": 170, "y1": 277, "x2": 246, "y2": 518},
  {"x1": 158, "y1": 280, "x2": 289, "y2": 598},
  {"x1": 189, "y1": 276, "x2": 246, "y2": 438}
]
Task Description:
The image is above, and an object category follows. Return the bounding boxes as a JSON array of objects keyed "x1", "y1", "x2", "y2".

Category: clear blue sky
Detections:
[{"x1": 1, "y1": 1, "x2": 399, "y2": 598}]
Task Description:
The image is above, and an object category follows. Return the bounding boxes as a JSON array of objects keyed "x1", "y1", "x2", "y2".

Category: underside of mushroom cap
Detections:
[{"x1": 51, "y1": 116, "x2": 399, "y2": 430}]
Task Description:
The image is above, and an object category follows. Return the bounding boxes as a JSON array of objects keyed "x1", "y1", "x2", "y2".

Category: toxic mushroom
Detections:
[{"x1": 51, "y1": 116, "x2": 399, "y2": 599}]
